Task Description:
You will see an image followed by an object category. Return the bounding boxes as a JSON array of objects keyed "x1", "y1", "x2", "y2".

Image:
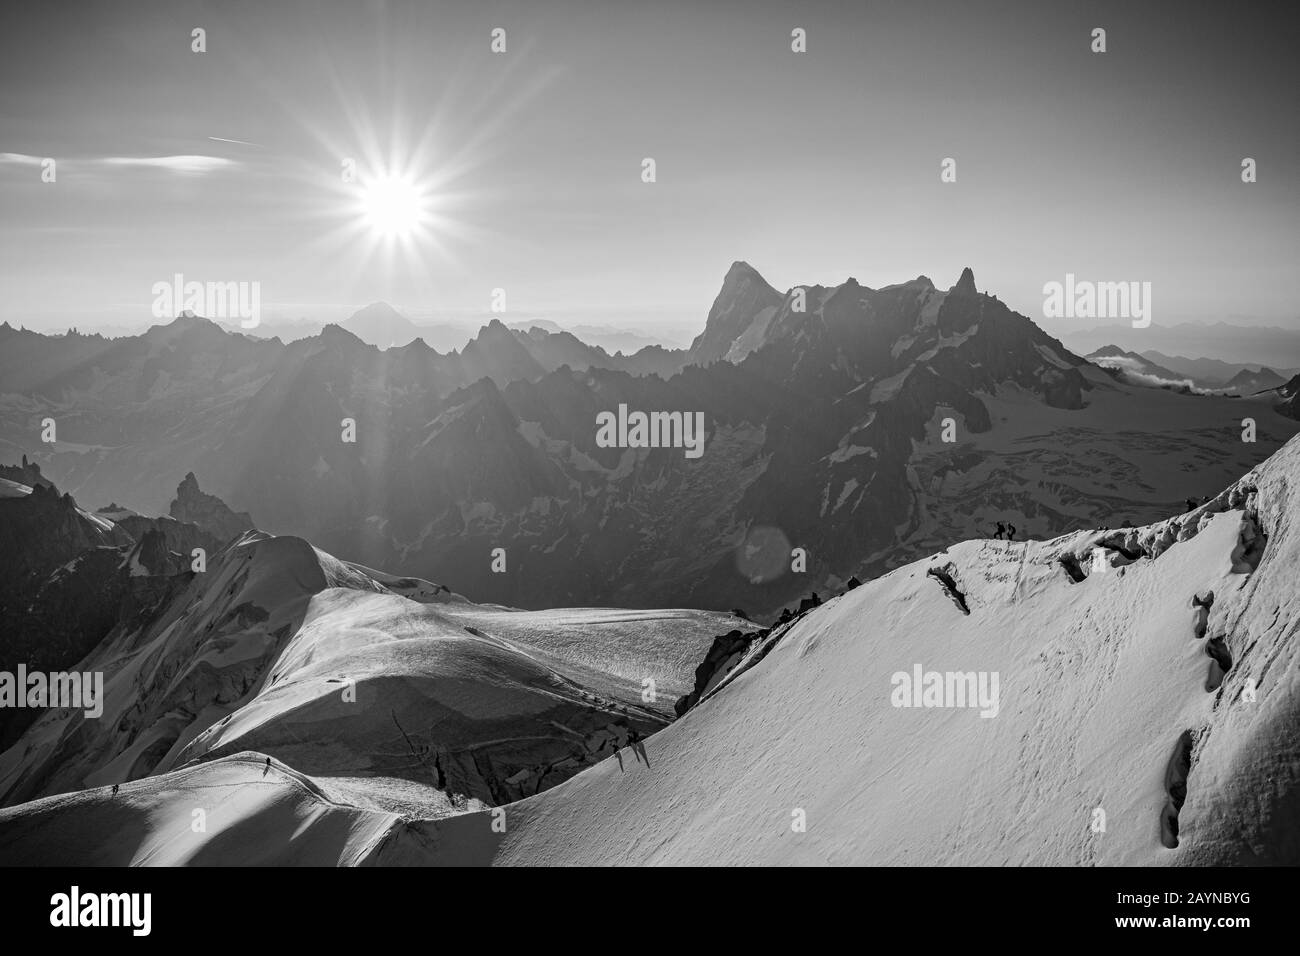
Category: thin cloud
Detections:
[
  {"x1": 100, "y1": 155, "x2": 237, "y2": 173},
  {"x1": 208, "y1": 136, "x2": 264, "y2": 148},
  {"x1": 0, "y1": 152, "x2": 43, "y2": 165}
]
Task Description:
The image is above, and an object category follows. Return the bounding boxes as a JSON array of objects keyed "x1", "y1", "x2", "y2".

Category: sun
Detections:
[
  {"x1": 360, "y1": 173, "x2": 426, "y2": 240},
  {"x1": 318, "y1": 156, "x2": 457, "y2": 275},
  {"x1": 298, "y1": 112, "x2": 480, "y2": 276}
]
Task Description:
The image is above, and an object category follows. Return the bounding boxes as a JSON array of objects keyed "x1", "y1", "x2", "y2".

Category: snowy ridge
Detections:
[
  {"x1": 3, "y1": 437, "x2": 1297, "y2": 864},
  {"x1": 367, "y1": 434, "x2": 1300, "y2": 866},
  {"x1": 0, "y1": 529, "x2": 751, "y2": 825}
]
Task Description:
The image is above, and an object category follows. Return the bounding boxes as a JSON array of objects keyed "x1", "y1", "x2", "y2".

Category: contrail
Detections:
[{"x1": 208, "y1": 136, "x2": 264, "y2": 148}]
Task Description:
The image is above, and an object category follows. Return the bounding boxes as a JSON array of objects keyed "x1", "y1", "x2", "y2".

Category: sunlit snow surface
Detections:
[{"x1": 2, "y1": 436, "x2": 1298, "y2": 865}]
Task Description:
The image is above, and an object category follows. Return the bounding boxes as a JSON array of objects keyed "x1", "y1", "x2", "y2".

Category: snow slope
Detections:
[
  {"x1": 370, "y1": 436, "x2": 1300, "y2": 866},
  {"x1": 439, "y1": 605, "x2": 752, "y2": 714},
  {"x1": 0, "y1": 530, "x2": 749, "y2": 816},
  {"x1": 0, "y1": 753, "x2": 396, "y2": 866},
  {"x1": 3, "y1": 438, "x2": 1296, "y2": 865}
]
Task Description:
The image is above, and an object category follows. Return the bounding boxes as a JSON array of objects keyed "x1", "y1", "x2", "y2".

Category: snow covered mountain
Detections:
[
  {"x1": 3, "y1": 265, "x2": 1298, "y2": 619},
  {"x1": 368, "y1": 436, "x2": 1296, "y2": 865},
  {"x1": 0, "y1": 484, "x2": 752, "y2": 813},
  {"x1": 3, "y1": 433, "x2": 1297, "y2": 866}
]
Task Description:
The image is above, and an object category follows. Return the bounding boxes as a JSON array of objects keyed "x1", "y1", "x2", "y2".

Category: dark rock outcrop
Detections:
[
  {"x1": 115, "y1": 514, "x2": 226, "y2": 563},
  {"x1": 0, "y1": 484, "x2": 198, "y2": 747},
  {"x1": 950, "y1": 266, "x2": 978, "y2": 298},
  {"x1": 675, "y1": 586, "x2": 847, "y2": 717},
  {"x1": 1275, "y1": 373, "x2": 1300, "y2": 420},
  {"x1": 169, "y1": 472, "x2": 255, "y2": 544},
  {"x1": 0, "y1": 454, "x2": 55, "y2": 491},
  {"x1": 674, "y1": 629, "x2": 756, "y2": 716}
]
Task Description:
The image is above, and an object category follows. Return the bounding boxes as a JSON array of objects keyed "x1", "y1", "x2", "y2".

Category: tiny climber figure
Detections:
[
  {"x1": 994, "y1": 521, "x2": 1005, "y2": 540},
  {"x1": 263, "y1": 757, "x2": 271, "y2": 777},
  {"x1": 111, "y1": 784, "x2": 119, "y2": 796},
  {"x1": 627, "y1": 727, "x2": 650, "y2": 767},
  {"x1": 1006, "y1": 523, "x2": 1017, "y2": 541}
]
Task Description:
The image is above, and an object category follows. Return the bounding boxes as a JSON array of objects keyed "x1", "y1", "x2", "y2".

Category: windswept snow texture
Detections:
[
  {"x1": 0, "y1": 753, "x2": 397, "y2": 866},
  {"x1": 0, "y1": 532, "x2": 752, "y2": 825},
  {"x1": 3, "y1": 439, "x2": 1299, "y2": 865},
  {"x1": 369, "y1": 437, "x2": 1300, "y2": 866}
]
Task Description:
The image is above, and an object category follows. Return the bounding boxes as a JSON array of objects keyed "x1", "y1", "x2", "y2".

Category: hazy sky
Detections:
[{"x1": 1, "y1": 0, "x2": 1297, "y2": 335}]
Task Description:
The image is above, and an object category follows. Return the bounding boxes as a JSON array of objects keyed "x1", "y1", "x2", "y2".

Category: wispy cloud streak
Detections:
[{"x1": 101, "y1": 155, "x2": 237, "y2": 173}]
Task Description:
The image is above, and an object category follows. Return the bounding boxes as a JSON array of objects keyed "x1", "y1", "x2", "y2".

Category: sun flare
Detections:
[
  {"x1": 359, "y1": 173, "x2": 426, "y2": 240},
  {"x1": 303, "y1": 109, "x2": 479, "y2": 277}
]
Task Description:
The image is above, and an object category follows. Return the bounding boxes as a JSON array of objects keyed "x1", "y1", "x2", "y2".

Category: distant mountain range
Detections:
[
  {"x1": 1061, "y1": 322, "x2": 1300, "y2": 369},
  {"x1": 1140, "y1": 350, "x2": 1300, "y2": 387},
  {"x1": 5, "y1": 262, "x2": 1300, "y2": 867},
  {"x1": 1086, "y1": 346, "x2": 1295, "y2": 395},
  {"x1": 506, "y1": 318, "x2": 681, "y2": 355},
  {"x1": 200, "y1": 306, "x2": 686, "y2": 355},
  {"x1": 3, "y1": 263, "x2": 1299, "y2": 616}
]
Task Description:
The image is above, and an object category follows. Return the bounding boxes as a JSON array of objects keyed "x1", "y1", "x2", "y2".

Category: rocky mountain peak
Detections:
[
  {"x1": 0, "y1": 455, "x2": 55, "y2": 491},
  {"x1": 950, "y1": 266, "x2": 978, "y2": 297},
  {"x1": 169, "y1": 472, "x2": 255, "y2": 545},
  {"x1": 317, "y1": 323, "x2": 367, "y2": 348},
  {"x1": 687, "y1": 261, "x2": 784, "y2": 366}
]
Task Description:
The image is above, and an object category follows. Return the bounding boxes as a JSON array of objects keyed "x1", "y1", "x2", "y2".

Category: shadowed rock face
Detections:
[
  {"x1": 1160, "y1": 730, "x2": 1195, "y2": 849},
  {"x1": 114, "y1": 513, "x2": 226, "y2": 561},
  {"x1": 0, "y1": 483, "x2": 194, "y2": 749},
  {"x1": 1276, "y1": 373, "x2": 1300, "y2": 420},
  {"x1": 685, "y1": 260, "x2": 784, "y2": 366},
  {"x1": 5, "y1": 267, "x2": 1299, "y2": 621},
  {"x1": 0, "y1": 455, "x2": 54, "y2": 491},
  {"x1": 187, "y1": 266, "x2": 1208, "y2": 616},
  {"x1": 674, "y1": 629, "x2": 756, "y2": 716},
  {"x1": 169, "y1": 472, "x2": 255, "y2": 544}
]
